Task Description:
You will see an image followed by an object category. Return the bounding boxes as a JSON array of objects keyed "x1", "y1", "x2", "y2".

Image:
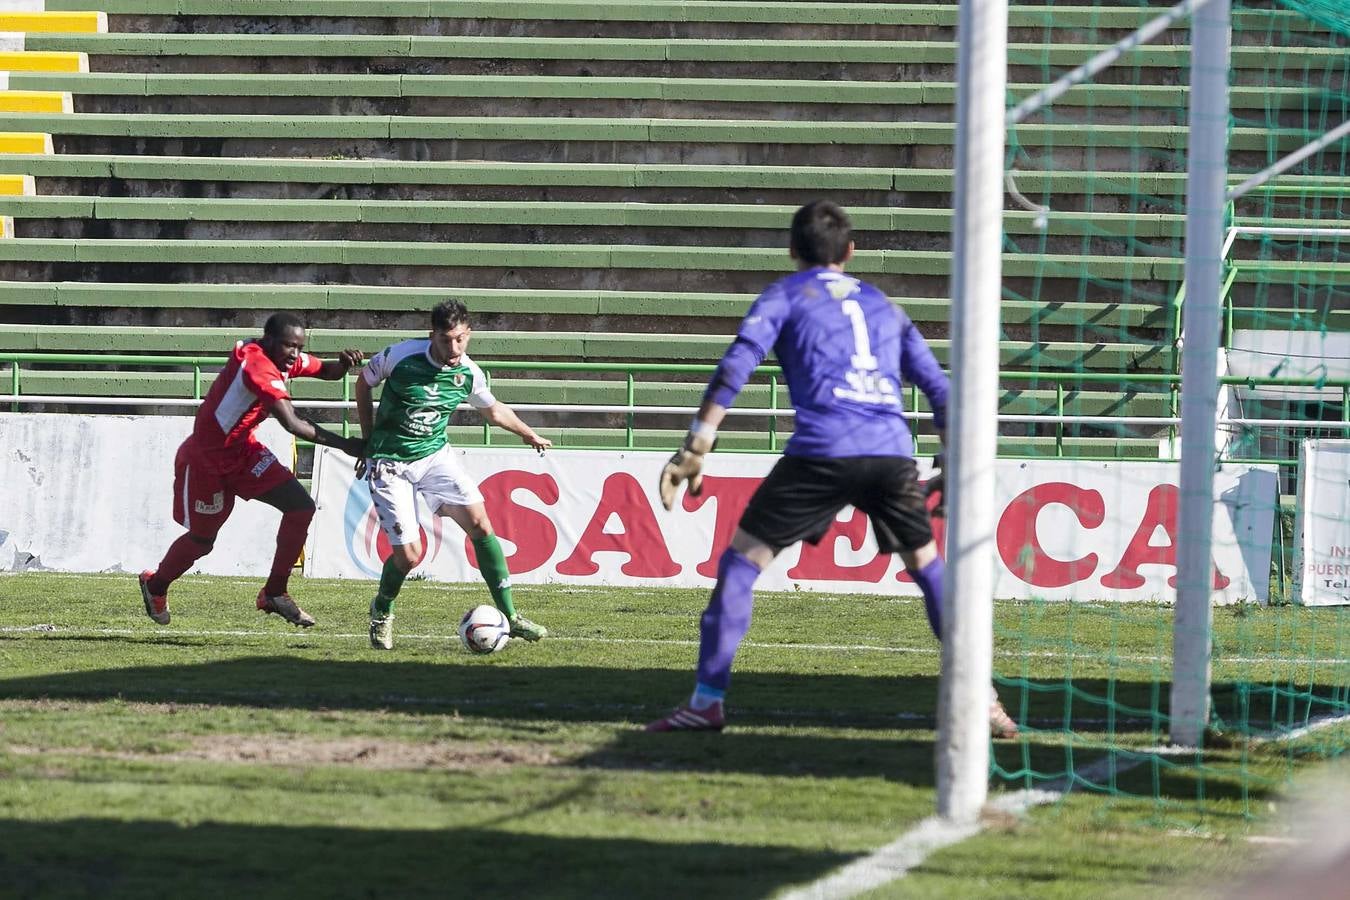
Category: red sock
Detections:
[
  {"x1": 150, "y1": 533, "x2": 213, "y2": 595},
  {"x1": 263, "y1": 507, "x2": 314, "y2": 596}
]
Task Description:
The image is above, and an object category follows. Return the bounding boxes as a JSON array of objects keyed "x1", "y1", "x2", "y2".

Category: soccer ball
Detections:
[{"x1": 457, "y1": 604, "x2": 511, "y2": 654}]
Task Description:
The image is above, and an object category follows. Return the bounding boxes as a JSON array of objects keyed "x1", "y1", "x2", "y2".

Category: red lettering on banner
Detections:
[
  {"x1": 556, "y1": 473, "x2": 680, "y2": 577},
  {"x1": 465, "y1": 470, "x2": 560, "y2": 574},
  {"x1": 683, "y1": 475, "x2": 761, "y2": 577},
  {"x1": 898, "y1": 480, "x2": 947, "y2": 582},
  {"x1": 996, "y1": 483, "x2": 1105, "y2": 587},
  {"x1": 788, "y1": 507, "x2": 890, "y2": 582},
  {"x1": 1100, "y1": 484, "x2": 1231, "y2": 590}
]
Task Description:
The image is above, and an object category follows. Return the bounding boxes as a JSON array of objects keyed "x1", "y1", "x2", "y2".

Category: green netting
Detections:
[
  {"x1": 993, "y1": 0, "x2": 1349, "y2": 825},
  {"x1": 1274, "y1": 0, "x2": 1350, "y2": 36}
]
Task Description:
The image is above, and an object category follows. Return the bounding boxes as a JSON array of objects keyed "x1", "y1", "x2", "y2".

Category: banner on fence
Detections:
[
  {"x1": 307, "y1": 447, "x2": 1277, "y2": 604},
  {"x1": 0, "y1": 413, "x2": 294, "y2": 576},
  {"x1": 1294, "y1": 439, "x2": 1350, "y2": 606}
]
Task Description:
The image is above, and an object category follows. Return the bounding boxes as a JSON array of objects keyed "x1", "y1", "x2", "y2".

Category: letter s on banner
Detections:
[{"x1": 465, "y1": 470, "x2": 561, "y2": 574}]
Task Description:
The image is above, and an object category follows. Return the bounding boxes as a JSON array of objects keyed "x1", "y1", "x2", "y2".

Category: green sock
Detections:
[
  {"x1": 375, "y1": 555, "x2": 407, "y2": 614},
  {"x1": 472, "y1": 534, "x2": 517, "y2": 619}
]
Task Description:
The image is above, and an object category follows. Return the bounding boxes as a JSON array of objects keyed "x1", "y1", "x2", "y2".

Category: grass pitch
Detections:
[{"x1": 0, "y1": 572, "x2": 1343, "y2": 898}]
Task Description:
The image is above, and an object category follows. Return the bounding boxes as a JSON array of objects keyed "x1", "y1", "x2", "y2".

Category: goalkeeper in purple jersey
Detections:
[{"x1": 647, "y1": 200, "x2": 1018, "y2": 739}]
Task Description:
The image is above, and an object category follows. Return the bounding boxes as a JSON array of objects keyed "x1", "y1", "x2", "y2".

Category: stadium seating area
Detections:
[{"x1": 0, "y1": 0, "x2": 1345, "y2": 457}]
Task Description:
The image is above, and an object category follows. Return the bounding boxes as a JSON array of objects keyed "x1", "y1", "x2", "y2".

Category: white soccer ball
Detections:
[{"x1": 457, "y1": 604, "x2": 511, "y2": 654}]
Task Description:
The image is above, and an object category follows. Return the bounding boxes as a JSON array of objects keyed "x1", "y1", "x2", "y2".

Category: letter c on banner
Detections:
[{"x1": 997, "y1": 482, "x2": 1105, "y2": 587}]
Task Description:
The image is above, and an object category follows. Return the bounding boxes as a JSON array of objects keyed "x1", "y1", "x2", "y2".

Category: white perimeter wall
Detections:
[
  {"x1": 0, "y1": 412, "x2": 293, "y2": 576},
  {"x1": 0, "y1": 415, "x2": 1277, "y2": 602}
]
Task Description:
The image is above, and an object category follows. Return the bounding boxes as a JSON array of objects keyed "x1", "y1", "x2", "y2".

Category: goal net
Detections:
[{"x1": 983, "y1": 0, "x2": 1349, "y2": 823}]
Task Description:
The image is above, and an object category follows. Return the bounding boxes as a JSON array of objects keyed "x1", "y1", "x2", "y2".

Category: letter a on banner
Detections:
[
  {"x1": 556, "y1": 473, "x2": 680, "y2": 577},
  {"x1": 1101, "y1": 485, "x2": 1230, "y2": 590}
]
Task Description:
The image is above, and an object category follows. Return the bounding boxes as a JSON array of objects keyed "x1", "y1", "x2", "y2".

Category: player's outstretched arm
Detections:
[
  {"x1": 271, "y1": 396, "x2": 367, "y2": 458},
  {"x1": 658, "y1": 400, "x2": 727, "y2": 511},
  {"x1": 352, "y1": 376, "x2": 378, "y2": 477},
  {"x1": 353, "y1": 376, "x2": 376, "y2": 441},
  {"x1": 316, "y1": 349, "x2": 365, "y2": 381},
  {"x1": 479, "y1": 402, "x2": 552, "y2": 454}
]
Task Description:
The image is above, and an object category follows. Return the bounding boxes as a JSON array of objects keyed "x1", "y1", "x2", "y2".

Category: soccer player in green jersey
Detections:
[{"x1": 354, "y1": 299, "x2": 553, "y2": 650}]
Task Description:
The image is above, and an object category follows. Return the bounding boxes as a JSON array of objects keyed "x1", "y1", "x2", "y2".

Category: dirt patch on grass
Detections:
[
  {"x1": 5, "y1": 736, "x2": 558, "y2": 771},
  {"x1": 173, "y1": 735, "x2": 559, "y2": 770}
]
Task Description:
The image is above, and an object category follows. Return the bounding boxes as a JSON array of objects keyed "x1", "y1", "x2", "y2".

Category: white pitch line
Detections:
[
  {"x1": 779, "y1": 787, "x2": 1067, "y2": 900},
  {"x1": 0, "y1": 624, "x2": 1339, "y2": 666},
  {"x1": 1250, "y1": 712, "x2": 1350, "y2": 744},
  {"x1": 777, "y1": 816, "x2": 981, "y2": 900},
  {"x1": 780, "y1": 750, "x2": 1156, "y2": 899},
  {"x1": 0, "y1": 624, "x2": 940, "y2": 655},
  {"x1": 783, "y1": 708, "x2": 1350, "y2": 900}
]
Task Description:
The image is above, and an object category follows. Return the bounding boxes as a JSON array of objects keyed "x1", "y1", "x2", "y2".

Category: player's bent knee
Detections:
[
  {"x1": 729, "y1": 528, "x2": 776, "y2": 569},
  {"x1": 900, "y1": 540, "x2": 939, "y2": 571},
  {"x1": 392, "y1": 543, "x2": 420, "y2": 570}
]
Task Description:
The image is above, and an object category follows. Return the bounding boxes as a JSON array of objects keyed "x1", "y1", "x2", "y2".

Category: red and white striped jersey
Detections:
[{"x1": 191, "y1": 339, "x2": 322, "y2": 454}]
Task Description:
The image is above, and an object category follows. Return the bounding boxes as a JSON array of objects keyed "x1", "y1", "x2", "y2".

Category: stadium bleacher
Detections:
[{"x1": 0, "y1": 1, "x2": 1344, "y2": 458}]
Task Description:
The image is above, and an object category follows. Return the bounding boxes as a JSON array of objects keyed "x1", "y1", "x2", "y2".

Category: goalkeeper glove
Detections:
[
  {"x1": 925, "y1": 451, "x2": 946, "y2": 518},
  {"x1": 658, "y1": 424, "x2": 716, "y2": 511}
]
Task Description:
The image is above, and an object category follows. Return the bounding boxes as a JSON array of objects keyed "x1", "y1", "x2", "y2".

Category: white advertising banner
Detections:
[
  {"x1": 307, "y1": 447, "x2": 1278, "y2": 604},
  {"x1": 0, "y1": 412, "x2": 294, "y2": 576},
  {"x1": 1294, "y1": 440, "x2": 1350, "y2": 606}
]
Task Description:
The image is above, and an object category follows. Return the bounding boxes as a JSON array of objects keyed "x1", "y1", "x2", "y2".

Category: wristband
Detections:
[{"x1": 689, "y1": 418, "x2": 718, "y2": 439}]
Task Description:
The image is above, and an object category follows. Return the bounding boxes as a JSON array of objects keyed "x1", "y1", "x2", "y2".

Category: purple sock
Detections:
[
  {"x1": 910, "y1": 556, "x2": 945, "y2": 640},
  {"x1": 695, "y1": 548, "x2": 761, "y2": 692}
]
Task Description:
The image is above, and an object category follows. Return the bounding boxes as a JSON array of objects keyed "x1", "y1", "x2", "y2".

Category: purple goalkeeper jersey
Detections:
[{"x1": 704, "y1": 267, "x2": 949, "y2": 458}]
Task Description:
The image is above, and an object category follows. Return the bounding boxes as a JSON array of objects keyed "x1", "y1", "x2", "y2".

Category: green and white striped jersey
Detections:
[{"x1": 360, "y1": 338, "x2": 496, "y2": 461}]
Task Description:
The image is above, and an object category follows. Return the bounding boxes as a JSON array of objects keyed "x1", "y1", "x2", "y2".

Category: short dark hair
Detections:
[
  {"x1": 263, "y1": 311, "x2": 305, "y2": 337},
  {"x1": 431, "y1": 298, "x2": 470, "y2": 331},
  {"x1": 790, "y1": 200, "x2": 852, "y2": 266}
]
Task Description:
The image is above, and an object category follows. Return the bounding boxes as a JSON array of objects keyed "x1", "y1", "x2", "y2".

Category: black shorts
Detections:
[{"x1": 739, "y1": 455, "x2": 932, "y2": 554}]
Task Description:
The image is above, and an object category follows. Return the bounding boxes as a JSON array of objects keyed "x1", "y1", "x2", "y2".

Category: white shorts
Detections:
[{"x1": 367, "y1": 445, "x2": 484, "y2": 546}]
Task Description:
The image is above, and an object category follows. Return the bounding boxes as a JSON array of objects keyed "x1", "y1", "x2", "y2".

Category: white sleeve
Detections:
[
  {"x1": 464, "y1": 358, "x2": 496, "y2": 409},
  {"x1": 361, "y1": 347, "x2": 390, "y2": 387}
]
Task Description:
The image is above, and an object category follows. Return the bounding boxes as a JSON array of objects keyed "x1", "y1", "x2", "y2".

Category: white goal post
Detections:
[
  {"x1": 936, "y1": 0, "x2": 1007, "y2": 824},
  {"x1": 937, "y1": 0, "x2": 1234, "y2": 818},
  {"x1": 1170, "y1": 0, "x2": 1231, "y2": 750}
]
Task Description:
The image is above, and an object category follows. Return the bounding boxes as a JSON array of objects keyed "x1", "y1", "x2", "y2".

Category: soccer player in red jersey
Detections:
[{"x1": 138, "y1": 312, "x2": 368, "y2": 628}]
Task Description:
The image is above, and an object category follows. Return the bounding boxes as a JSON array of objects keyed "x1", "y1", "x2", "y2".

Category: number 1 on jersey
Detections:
[{"x1": 841, "y1": 299, "x2": 878, "y2": 371}]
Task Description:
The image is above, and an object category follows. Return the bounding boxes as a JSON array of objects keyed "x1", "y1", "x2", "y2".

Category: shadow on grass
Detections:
[
  {"x1": 0, "y1": 659, "x2": 1319, "y2": 800},
  {"x1": 0, "y1": 655, "x2": 926, "y2": 723},
  {"x1": 576, "y1": 729, "x2": 944, "y2": 786},
  {"x1": 989, "y1": 740, "x2": 1285, "y2": 804},
  {"x1": 0, "y1": 818, "x2": 851, "y2": 900},
  {"x1": 2, "y1": 654, "x2": 1330, "y2": 734}
]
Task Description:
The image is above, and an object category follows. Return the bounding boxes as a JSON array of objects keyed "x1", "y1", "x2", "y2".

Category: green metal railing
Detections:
[{"x1": 3, "y1": 353, "x2": 1347, "y2": 466}]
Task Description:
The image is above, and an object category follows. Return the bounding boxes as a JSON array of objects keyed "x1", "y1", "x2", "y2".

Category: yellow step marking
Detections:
[
  {"x1": 0, "y1": 51, "x2": 89, "y2": 73},
  {"x1": 0, "y1": 174, "x2": 36, "y2": 195},
  {"x1": 0, "y1": 12, "x2": 108, "y2": 33},
  {"x1": 0, "y1": 89, "x2": 71, "y2": 113},
  {"x1": 0, "y1": 132, "x2": 53, "y2": 154}
]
